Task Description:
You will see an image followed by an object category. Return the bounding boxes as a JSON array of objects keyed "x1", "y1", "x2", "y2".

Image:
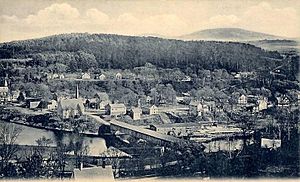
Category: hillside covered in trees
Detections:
[{"x1": 0, "y1": 33, "x2": 283, "y2": 73}]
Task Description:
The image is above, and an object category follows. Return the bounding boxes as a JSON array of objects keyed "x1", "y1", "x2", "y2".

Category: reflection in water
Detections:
[{"x1": 0, "y1": 121, "x2": 107, "y2": 156}]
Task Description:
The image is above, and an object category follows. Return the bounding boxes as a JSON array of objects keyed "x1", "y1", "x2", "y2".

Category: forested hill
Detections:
[{"x1": 0, "y1": 33, "x2": 282, "y2": 72}]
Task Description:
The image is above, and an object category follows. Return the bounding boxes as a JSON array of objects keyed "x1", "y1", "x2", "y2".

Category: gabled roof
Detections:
[
  {"x1": 108, "y1": 103, "x2": 126, "y2": 108},
  {"x1": 82, "y1": 73, "x2": 91, "y2": 78},
  {"x1": 95, "y1": 92, "x2": 109, "y2": 99},
  {"x1": 276, "y1": 95, "x2": 291, "y2": 104},
  {"x1": 149, "y1": 105, "x2": 158, "y2": 109},
  {"x1": 59, "y1": 99, "x2": 84, "y2": 110},
  {"x1": 239, "y1": 94, "x2": 247, "y2": 98},
  {"x1": 131, "y1": 107, "x2": 142, "y2": 112}
]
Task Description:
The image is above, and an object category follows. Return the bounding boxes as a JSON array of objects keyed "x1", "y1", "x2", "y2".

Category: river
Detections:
[{"x1": 0, "y1": 121, "x2": 107, "y2": 156}]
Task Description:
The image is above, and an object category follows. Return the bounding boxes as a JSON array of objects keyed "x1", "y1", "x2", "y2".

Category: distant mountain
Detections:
[
  {"x1": 178, "y1": 28, "x2": 285, "y2": 41},
  {"x1": 248, "y1": 39, "x2": 300, "y2": 54}
]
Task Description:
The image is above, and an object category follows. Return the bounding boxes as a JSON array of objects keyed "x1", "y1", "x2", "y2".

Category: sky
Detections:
[{"x1": 0, "y1": 0, "x2": 299, "y2": 42}]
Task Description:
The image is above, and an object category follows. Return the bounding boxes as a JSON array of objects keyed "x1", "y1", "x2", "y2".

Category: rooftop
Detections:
[
  {"x1": 95, "y1": 92, "x2": 109, "y2": 98},
  {"x1": 59, "y1": 98, "x2": 84, "y2": 110},
  {"x1": 131, "y1": 107, "x2": 142, "y2": 112},
  {"x1": 108, "y1": 103, "x2": 126, "y2": 108},
  {"x1": 151, "y1": 122, "x2": 212, "y2": 128}
]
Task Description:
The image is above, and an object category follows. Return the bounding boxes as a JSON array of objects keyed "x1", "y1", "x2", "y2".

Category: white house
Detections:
[
  {"x1": 82, "y1": 73, "x2": 91, "y2": 80},
  {"x1": 116, "y1": 72, "x2": 122, "y2": 80},
  {"x1": 148, "y1": 105, "x2": 158, "y2": 115},
  {"x1": 276, "y1": 95, "x2": 290, "y2": 108},
  {"x1": 99, "y1": 74, "x2": 106, "y2": 80},
  {"x1": 130, "y1": 107, "x2": 142, "y2": 120},
  {"x1": 261, "y1": 138, "x2": 281, "y2": 149},
  {"x1": 257, "y1": 97, "x2": 268, "y2": 111},
  {"x1": 95, "y1": 92, "x2": 109, "y2": 102},
  {"x1": 238, "y1": 94, "x2": 247, "y2": 105},
  {"x1": 234, "y1": 73, "x2": 241, "y2": 79},
  {"x1": 47, "y1": 100, "x2": 58, "y2": 110},
  {"x1": 105, "y1": 103, "x2": 126, "y2": 116},
  {"x1": 59, "y1": 74, "x2": 65, "y2": 79},
  {"x1": 99, "y1": 100, "x2": 112, "y2": 110},
  {"x1": 57, "y1": 98, "x2": 85, "y2": 119}
]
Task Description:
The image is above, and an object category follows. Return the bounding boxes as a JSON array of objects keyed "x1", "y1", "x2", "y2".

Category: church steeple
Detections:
[
  {"x1": 4, "y1": 79, "x2": 7, "y2": 87},
  {"x1": 4, "y1": 74, "x2": 8, "y2": 87},
  {"x1": 76, "y1": 84, "x2": 79, "y2": 99}
]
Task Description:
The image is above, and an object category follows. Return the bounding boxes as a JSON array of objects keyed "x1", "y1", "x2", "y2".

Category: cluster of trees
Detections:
[
  {"x1": 0, "y1": 33, "x2": 282, "y2": 73},
  {"x1": 0, "y1": 122, "x2": 22, "y2": 174},
  {"x1": 29, "y1": 51, "x2": 98, "y2": 72}
]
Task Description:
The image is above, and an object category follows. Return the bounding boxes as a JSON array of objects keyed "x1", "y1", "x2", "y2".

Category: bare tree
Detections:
[
  {"x1": 0, "y1": 122, "x2": 22, "y2": 171},
  {"x1": 36, "y1": 136, "x2": 53, "y2": 147}
]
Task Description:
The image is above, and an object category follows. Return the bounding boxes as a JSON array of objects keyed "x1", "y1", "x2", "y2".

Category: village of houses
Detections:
[{"x1": 0, "y1": 60, "x2": 300, "y2": 180}]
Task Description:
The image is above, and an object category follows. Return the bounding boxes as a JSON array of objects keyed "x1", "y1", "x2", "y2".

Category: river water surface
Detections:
[{"x1": 0, "y1": 121, "x2": 107, "y2": 156}]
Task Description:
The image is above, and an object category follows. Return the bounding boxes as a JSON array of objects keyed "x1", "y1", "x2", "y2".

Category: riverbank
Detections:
[{"x1": 0, "y1": 106, "x2": 101, "y2": 137}]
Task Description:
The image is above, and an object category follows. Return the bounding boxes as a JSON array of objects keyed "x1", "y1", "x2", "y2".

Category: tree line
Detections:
[{"x1": 0, "y1": 33, "x2": 283, "y2": 73}]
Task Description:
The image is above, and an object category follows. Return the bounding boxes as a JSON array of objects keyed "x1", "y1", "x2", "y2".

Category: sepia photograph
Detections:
[{"x1": 0, "y1": 0, "x2": 299, "y2": 181}]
